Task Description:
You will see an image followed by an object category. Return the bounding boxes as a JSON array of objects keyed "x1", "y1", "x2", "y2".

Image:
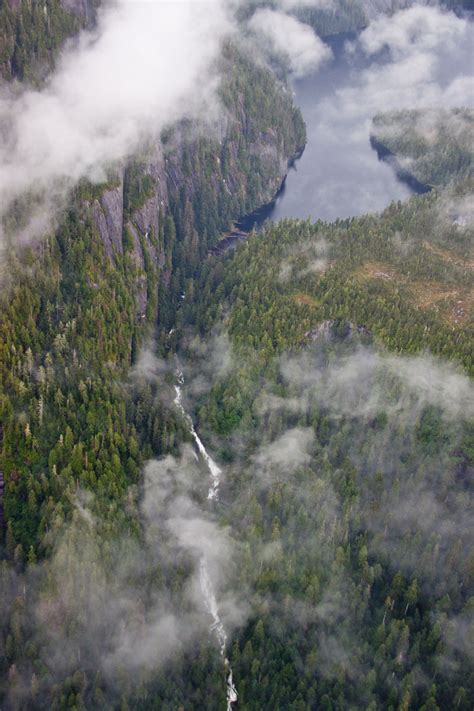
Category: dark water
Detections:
[{"x1": 268, "y1": 33, "x2": 410, "y2": 223}]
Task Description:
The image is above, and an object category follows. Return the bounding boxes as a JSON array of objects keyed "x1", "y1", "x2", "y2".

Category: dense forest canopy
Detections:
[
  {"x1": 0, "y1": 1, "x2": 472, "y2": 710},
  {"x1": 371, "y1": 109, "x2": 474, "y2": 188},
  {"x1": 171, "y1": 133, "x2": 473, "y2": 709}
]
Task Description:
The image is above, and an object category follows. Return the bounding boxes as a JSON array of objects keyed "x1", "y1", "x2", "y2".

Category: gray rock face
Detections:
[
  {"x1": 83, "y1": 119, "x2": 297, "y2": 319},
  {"x1": 76, "y1": 42, "x2": 304, "y2": 323},
  {"x1": 126, "y1": 224, "x2": 149, "y2": 319},
  {"x1": 90, "y1": 183, "x2": 125, "y2": 258},
  {"x1": 132, "y1": 142, "x2": 169, "y2": 241}
]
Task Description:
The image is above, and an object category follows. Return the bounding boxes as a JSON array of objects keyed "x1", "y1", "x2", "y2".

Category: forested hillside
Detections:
[
  {"x1": 187, "y1": 196, "x2": 473, "y2": 370},
  {"x1": 0, "y1": 1, "x2": 472, "y2": 710},
  {"x1": 173, "y1": 182, "x2": 473, "y2": 710},
  {"x1": 0, "y1": 0, "x2": 98, "y2": 82},
  {"x1": 0, "y1": 5, "x2": 308, "y2": 706},
  {"x1": 0, "y1": 37, "x2": 306, "y2": 555},
  {"x1": 371, "y1": 109, "x2": 474, "y2": 189}
]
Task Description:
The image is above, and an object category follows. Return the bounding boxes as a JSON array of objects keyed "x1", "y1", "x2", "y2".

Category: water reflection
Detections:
[{"x1": 269, "y1": 33, "x2": 410, "y2": 223}]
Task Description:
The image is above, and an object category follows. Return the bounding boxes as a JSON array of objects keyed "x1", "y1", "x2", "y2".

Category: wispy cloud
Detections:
[
  {"x1": 249, "y1": 7, "x2": 332, "y2": 76},
  {"x1": 0, "y1": 0, "x2": 232, "y2": 242}
]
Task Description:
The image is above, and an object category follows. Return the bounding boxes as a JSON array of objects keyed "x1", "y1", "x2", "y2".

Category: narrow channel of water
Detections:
[{"x1": 173, "y1": 364, "x2": 237, "y2": 711}]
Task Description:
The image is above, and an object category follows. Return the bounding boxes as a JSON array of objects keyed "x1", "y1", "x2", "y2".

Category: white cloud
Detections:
[
  {"x1": 249, "y1": 8, "x2": 332, "y2": 77},
  {"x1": 281, "y1": 347, "x2": 474, "y2": 422},
  {"x1": 0, "y1": 0, "x2": 232, "y2": 232},
  {"x1": 359, "y1": 4, "x2": 466, "y2": 58},
  {"x1": 350, "y1": 5, "x2": 474, "y2": 114},
  {"x1": 320, "y1": 6, "x2": 474, "y2": 145}
]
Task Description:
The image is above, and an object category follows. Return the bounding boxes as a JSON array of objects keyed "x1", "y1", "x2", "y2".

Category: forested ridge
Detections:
[
  {"x1": 0, "y1": 0, "x2": 98, "y2": 83},
  {"x1": 0, "y1": 13, "x2": 308, "y2": 707},
  {"x1": 371, "y1": 109, "x2": 474, "y2": 189},
  {"x1": 0, "y1": 2, "x2": 473, "y2": 710},
  {"x1": 187, "y1": 186, "x2": 473, "y2": 370},
  {"x1": 173, "y1": 180, "x2": 473, "y2": 710}
]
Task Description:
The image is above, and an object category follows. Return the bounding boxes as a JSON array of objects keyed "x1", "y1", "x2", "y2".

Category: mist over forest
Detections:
[{"x1": 0, "y1": 1, "x2": 472, "y2": 709}]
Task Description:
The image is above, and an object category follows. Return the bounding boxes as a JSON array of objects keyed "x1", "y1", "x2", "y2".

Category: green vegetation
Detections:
[
  {"x1": 0, "y1": 193, "x2": 202, "y2": 708},
  {"x1": 161, "y1": 42, "x2": 306, "y2": 268},
  {"x1": 372, "y1": 109, "x2": 474, "y2": 188},
  {"x1": 0, "y1": 0, "x2": 95, "y2": 83},
  {"x1": 0, "y1": 28, "x2": 307, "y2": 561},
  {"x1": 1, "y1": 171, "x2": 473, "y2": 711},
  {"x1": 0, "y1": 4, "x2": 472, "y2": 710},
  {"x1": 185, "y1": 183, "x2": 473, "y2": 374},
  {"x1": 0, "y1": 200, "x2": 169, "y2": 555},
  {"x1": 154, "y1": 42, "x2": 305, "y2": 331},
  {"x1": 173, "y1": 184, "x2": 473, "y2": 710},
  {"x1": 0, "y1": 23, "x2": 309, "y2": 706}
]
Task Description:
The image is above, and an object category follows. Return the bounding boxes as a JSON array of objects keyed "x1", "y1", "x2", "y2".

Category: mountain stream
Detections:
[{"x1": 174, "y1": 364, "x2": 238, "y2": 710}]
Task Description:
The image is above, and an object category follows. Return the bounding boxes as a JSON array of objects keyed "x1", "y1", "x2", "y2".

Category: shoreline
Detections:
[
  {"x1": 210, "y1": 145, "x2": 306, "y2": 256},
  {"x1": 369, "y1": 135, "x2": 433, "y2": 195}
]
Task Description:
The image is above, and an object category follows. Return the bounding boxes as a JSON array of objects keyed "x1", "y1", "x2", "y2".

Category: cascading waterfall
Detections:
[
  {"x1": 174, "y1": 363, "x2": 238, "y2": 710},
  {"x1": 174, "y1": 367, "x2": 220, "y2": 501}
]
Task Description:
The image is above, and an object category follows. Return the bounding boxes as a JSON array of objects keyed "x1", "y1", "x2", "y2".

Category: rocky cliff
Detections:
[{"x1": 80, "y1": 43, "x2": 305, "y2": 323}]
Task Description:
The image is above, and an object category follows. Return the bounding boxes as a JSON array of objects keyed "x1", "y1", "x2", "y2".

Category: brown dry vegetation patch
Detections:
[
  {"x1": 423, "y1": 241, "x2": 474, "y2": 271},
  {"x1": 356, "y1": 261, "x2": 473, "y2": 326},
  {"x1": 293, "y1": 293, "x2": 319, "y2": 307},
  {"x1": 356, "y1": 262, "x2": 399, "y2": 282},
  {"x1": 409, "y1": 282, "x2": 474, "y2": 325}
]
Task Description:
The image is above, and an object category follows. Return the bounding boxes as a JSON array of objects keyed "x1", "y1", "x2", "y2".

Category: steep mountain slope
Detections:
[
  {"x1": 83, "y1": 43, "x2": 305, "y2": 325},
  {"x1": 0, "y1": 14, "x2": 306, "y2": 709},
  {"x1": 0, "y1": 3, "x2": 472, "y2": 710},
  {"x1": 0, "y1": 39, "x2": 304, "y2": 546},
  {"x1": 175, "y1": 182, "x2": 473, "y2": 710},
  {"x1": 0, "y1": 0, "x2": 98, "y2": 82}
]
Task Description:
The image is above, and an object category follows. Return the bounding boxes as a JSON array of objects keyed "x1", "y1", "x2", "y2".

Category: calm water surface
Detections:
[{"x1": 268, "y1": 34, "x2": 410, "y2": 223}]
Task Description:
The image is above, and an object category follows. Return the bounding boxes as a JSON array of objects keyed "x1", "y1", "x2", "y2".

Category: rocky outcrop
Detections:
[
  {"x1": 304, "y1": 320, "x2": 372, "y2": 344},
  {"x1": 80, "y1": 49, "x2": 305, "y2": 323},
  {"x1": 90, "y1": 183, "x2": 125, "y2": 259}
]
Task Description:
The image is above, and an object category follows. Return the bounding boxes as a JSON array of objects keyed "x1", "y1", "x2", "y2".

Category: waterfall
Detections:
[
  {"x1": 174, "y1": 366, "x2": 221, "y2": 501},
  {"x1": 174, "y1": 362, "x2": 237, "y2": 710}
]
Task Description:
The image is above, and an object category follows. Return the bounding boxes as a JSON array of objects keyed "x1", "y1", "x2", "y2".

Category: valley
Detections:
[{"x1": 0, "y1": 2, "x2": 472, "y2": 710}]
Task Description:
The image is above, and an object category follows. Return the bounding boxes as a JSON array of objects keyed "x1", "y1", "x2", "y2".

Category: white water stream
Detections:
[
  {"x1": 174, "y1": 364, "x2": 238, "y2": 710},
  {"x1": 174, "y1": 367, "x2": 221, "y2": 501}
]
